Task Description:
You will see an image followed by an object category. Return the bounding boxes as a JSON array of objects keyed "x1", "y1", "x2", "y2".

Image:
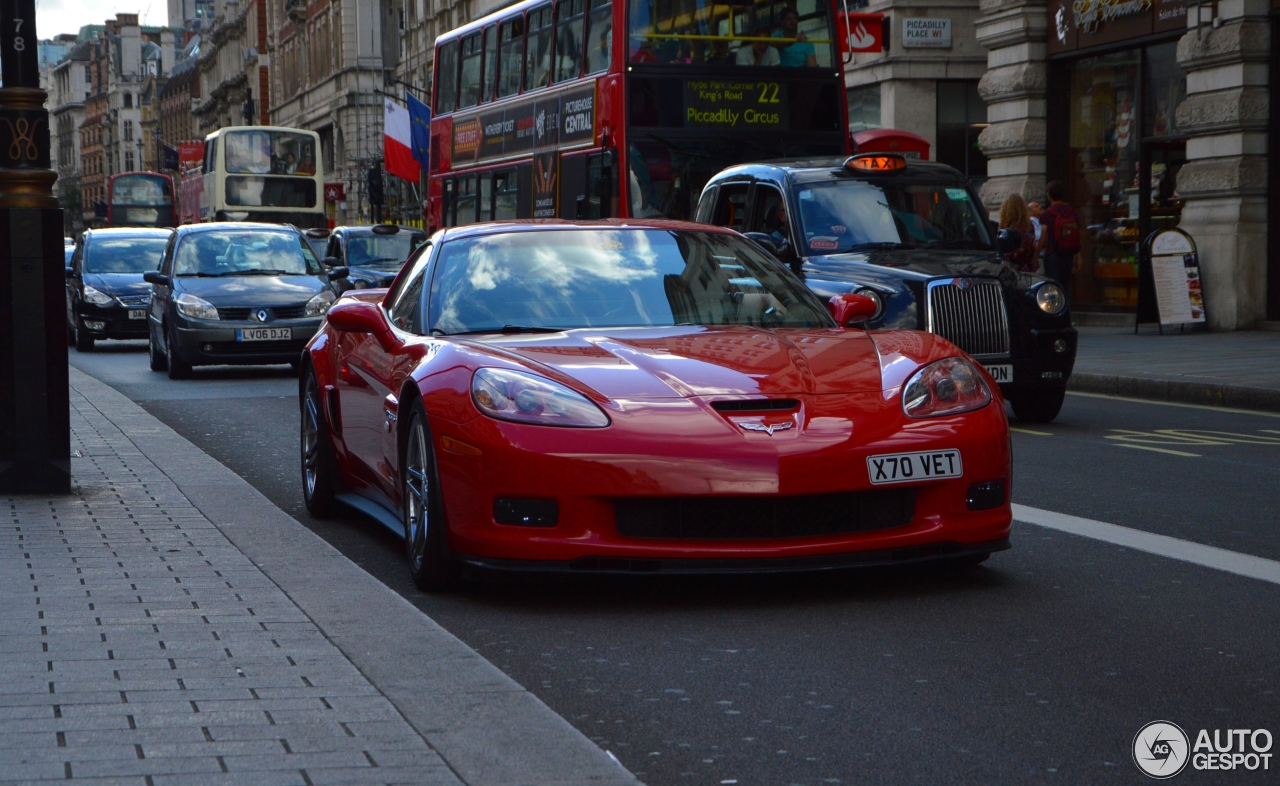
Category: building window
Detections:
[
  {"x1": 847, "y1": 84, "x2": 880, "y2": 133},
  {"x1": 124, "y1": 93, "x2": 133, "y2": 108},
  {"x1": 125, "y1": 151, "x2": 135, "y2": 171},
  {"x1": 124, "y1": 121, "x2": 134, "y2": 141},
  {"x1": 936, "y1": 80, "x2": 988, "y2": 184}
]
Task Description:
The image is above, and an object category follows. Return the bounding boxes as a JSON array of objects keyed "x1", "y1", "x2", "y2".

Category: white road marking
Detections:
[
  {"x1": 1114, "y1": 444, "x2": 1201, "y2": 458},
  {"x1": 1010, "y1": 427, "x2": 1053, "y2": 436},
  {"x1": 1067, "y1": 390, "x2": 1280, "y2": 418},
  {"x1": 1013, "y1": 504, "x2": 1280, "y2": 586}
]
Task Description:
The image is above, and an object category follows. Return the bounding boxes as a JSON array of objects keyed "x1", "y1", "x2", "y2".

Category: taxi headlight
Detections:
[
  {"x1": 82, "y1": 284, "x2": 114, "y2": 305},
  {"x1": 174, "y1": 292, "x2": 219, "y2": 320},
  {"x1": 1036, "y1": 283, "x2": 1067, "y2": 315},
  {"x1": 854, "y1": 288, "x2": 884, "y2": 321},
  {"x1": 471, "y1": 368, "x2": 610, "y2": 428},
  {"x1": 305, "y1": 289, "x2": 336, "y2": 317},
  {"x1": 902, "y1": 357, "x2": 992, "y2": 418}
]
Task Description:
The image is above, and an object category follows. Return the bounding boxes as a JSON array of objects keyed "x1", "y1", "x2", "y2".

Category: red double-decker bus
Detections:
[
  {"x1": 107, "y1": 171, "x2": 177, "y2": 228},
  {"x1": 427, "y1": 0, "x2": 848, "y2": 230}
]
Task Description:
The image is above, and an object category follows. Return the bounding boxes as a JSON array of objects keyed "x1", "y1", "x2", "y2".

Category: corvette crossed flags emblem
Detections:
[{"x1": 737, "y1": 421, "x2": 794, "y2": 436}]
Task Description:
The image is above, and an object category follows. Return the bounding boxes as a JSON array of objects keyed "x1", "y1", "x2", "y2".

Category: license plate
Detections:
[
  {"x1": 867, "y1": 450, "x2": 963, "y2": 485},
  {"x1": 983, "y1": 364, "x2": 1013, "y2": 383},
  {"x1": 128, "y1": 309, "x2": 146, "y2": 320},
  {"x1": 236, "y1": 327, "x2": 293, "y2": 342}
]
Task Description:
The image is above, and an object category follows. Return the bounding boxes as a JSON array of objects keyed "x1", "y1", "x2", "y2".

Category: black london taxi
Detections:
[{"x1": 696, "y1": 154, "x2": 1076, "y2": 422}]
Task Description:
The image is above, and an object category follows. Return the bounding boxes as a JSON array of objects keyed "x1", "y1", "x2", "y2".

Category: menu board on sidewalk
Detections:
[{"x1": 1148, "y1": 229, "x2": 1204, "y2": 325}]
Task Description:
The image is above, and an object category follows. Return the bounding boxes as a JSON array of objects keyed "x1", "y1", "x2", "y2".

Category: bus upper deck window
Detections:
[
  {"x1": 525, "y1": 5, "x2": 554, "y2": 91},
  {"x1": 435, "y1": 40, "x2": 458, "y2": 113},
  {"x1": 554, "y1": 0, "x2": 584, "y2": 83},
  {"x1": 497, "y1": 17, "x2": 525, "y2": 98},
  {"x1": 585, "y1": 0, "x2": 611, "y2": 75},
  {"x1": 459, "y1": 34, "x2": 482, "y2": 109},
  {"x1": 482, "y1": 25, "x2": 498, "y2": 103}
]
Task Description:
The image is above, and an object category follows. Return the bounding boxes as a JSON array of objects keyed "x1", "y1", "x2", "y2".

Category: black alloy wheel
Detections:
[
  {"x1": 165, "y1": 321, "x2": 193, "y2": 380},
  {"x1": 300, "y1": 369, "x2": 341, "y2": 518},
  {"x1": 1010, "y1": 388, "x2": 1066, "y2": 423},
  {"x1": 74, "y1": 317, "x2": 94, "y2": 352},
  {"x1": 402, "y1": 407, "x2": 459, "y2": 591}
]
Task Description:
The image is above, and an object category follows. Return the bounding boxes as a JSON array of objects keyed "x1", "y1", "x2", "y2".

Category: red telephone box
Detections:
[{"x1": 852, "y1": 129, "x2": 931, "y2": 161}]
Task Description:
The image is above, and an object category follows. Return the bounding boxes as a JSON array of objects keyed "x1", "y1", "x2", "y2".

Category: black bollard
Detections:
[{"x1": 0, "y1": 0, "x2": 71, "y2": 493}]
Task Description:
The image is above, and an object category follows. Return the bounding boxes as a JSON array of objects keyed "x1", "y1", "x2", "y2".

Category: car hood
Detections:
[
  {"x1": 84, "y1": 272, "x2": 152, "y2": 297},
  {"x1": 461, "y1": 325, "x2": 885, "y2": 399},
  {"x1": 347, "y1": 263, "x2": 402, "y2": 285},
  {"x1": 173, "y1": 275, "x2": 327, "y2": 306},
  {"x1": 803, "y1": 248, "x2": 1019, "y2": 289}
]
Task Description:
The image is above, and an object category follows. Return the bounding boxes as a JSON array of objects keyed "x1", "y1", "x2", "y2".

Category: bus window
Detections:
[
  {"x1": 204, "y1": 137, "x2": 218, "y2": 174},
  {"x1": 585, "y1": 0, "x2": 611, "y2": 75},
  {"x1": 554, "y1": 0, "x2": 584, "y2": 83},
  {"x1": 459, "y1": 33, "x2": 482, "y2": 109},
  {"x1": 495, "y1": 170, "x2": 518, "y2": 220},
  {"x1": 436, "y1": 40, "x2": 458, "y2": 114},
  {"x1": 525, "y1": 5, "x2": 553, "y2": 91},
  {"x1": 482, "y1": 25, "x2": 498, "y2": 103},
  {"x1": 627, "y1": 0, "x2": 833, "y2": 67},
  {"x1": 456, "y1": 175, "x2": 478, "y2": 225},
  {"x1": 480, "y1": 174, "x2": 494, "y2": 223},
  {"x1": 497, "y1": 17, "x2": 525, "y2": 98},
  {"x1": 442, "y1": 179, "x2": 457, "y2": 226}
]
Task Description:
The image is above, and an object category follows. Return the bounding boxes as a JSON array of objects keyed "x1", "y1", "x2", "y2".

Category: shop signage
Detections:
[
  {"x1": 902, "y1": 18, "x2": 951, "y2": 49},
  {"x1": 452, "y1": 83, "x2": 596, "y2": 165},
  {"x1": 178, "y1": 140, "x2": 204, "y2": 170},
  {"x1": 1073, "y1": 0, "x2": 1152, "y2": 33},
  {"x1": 837, "y1": 13, "x2": 885, "y2": 53},
  {"x1": 683, "y1": 79, "x2": 789, "y2": 129},
  {"x1": 1139, "y1": 228, "x2": 1204, "y2": 326}
]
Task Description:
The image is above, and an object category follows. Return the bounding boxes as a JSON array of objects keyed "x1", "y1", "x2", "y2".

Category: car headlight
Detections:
[
  {"x1": 854, "y1": 288, "x2": 884, "y2": 321},
  {"x1": 471, "y1": 368, "x2": 610, "y2": 428},
  {"x1": 305, "y1": 289, "x2": 336, "y2": 317},
  {"x1": 902, "y1": 357, "x2": 992, "y2": 418},
  {"x1": 1036, "y1": 283, "x2": 1067, "y2": 315},
  {"x1": 174, "y1": 292, "x2": 219, "y2": 320},
  {"x1": 82, "y1": 284, "x2": 113, "y2": 305}
]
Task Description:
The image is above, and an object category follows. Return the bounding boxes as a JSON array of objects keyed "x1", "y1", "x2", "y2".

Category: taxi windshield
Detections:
[{"x1": 792, "y1": 181, "x2": 993, "y2": 255}]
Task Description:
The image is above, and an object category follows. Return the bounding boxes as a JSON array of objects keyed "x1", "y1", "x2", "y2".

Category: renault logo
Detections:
[
  {"x1": 738, "y1": 421, "x2": 794, "y2": 436},
  {"x1": 255, "y1": 309, "x2": 269, "y2": 322}
]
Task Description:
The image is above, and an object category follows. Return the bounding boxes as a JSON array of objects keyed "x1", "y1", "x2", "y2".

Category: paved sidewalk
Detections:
[
  {"x1": 0, "y1": 368, "x2": 639, "y2": 785},
  {"x1": 1070, "y1": 326, "x2": 1280, "y2": 412}
]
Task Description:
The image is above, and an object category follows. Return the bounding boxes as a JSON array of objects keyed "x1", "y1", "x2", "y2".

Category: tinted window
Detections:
[
  {"x1": 84, "y1": 235, "x2": 169, "y2": 274},
  {"x1": 554, "y1": 0, "x2": 584, "y2": 83},
  {"x1": 111, "y1": 175, "x2": 173, "y2": 205},
  {"x1": 173, "y1": 230, "x2": 322, "y2": 277},
  {"x1": 627, "y1": 0, "x2": 833, "y2": 67},
  {"x1": 459, "y1": 34, "x2": 483, "y2": 108},
  {"x1": 525, "y1": 5, "x2": 554, "y2": 91},
  {"x1": 584, "y1": 0, "x2": 611, "y2": 74},
  {"x1": 428, "y1": 229, "x2": 830, "y2": 334},
  {"x1": 497, "y1": 17, "x2": 525, "y2": 98},
  {"x1": 482, "y1": 25, "x2": 498, "y2": 103},
  {"x1": 224, "y1": 130, "x2": 317, "y2": 175},
  {"x1": 435, "y1": 41, "x2": 459, "y2": 113},
  {"x1": 346, "y1": 234, "x2": 419, "y2": 266},
  {"x1": 793, "y1": 180, "x2": 993, "y2": 254},
  {"x1": 387, "y1": 245, "x2": 433, "y2": 332},
  {"x1": 225, "y1": 176, "x2": 318, "y2": 208}
]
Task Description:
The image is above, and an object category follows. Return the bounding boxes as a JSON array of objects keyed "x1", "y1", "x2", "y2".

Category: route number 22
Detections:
[{"x1": 756, "y1": 82, "x2": 780, "y2": 104}]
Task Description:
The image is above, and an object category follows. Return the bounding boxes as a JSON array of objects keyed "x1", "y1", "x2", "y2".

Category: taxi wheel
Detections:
[
  {"x1": 1010, "y1": 389, "x2": 1065, "y2": 423},
  {"x1": 402, "y1": 407, "x2": 459, "y2": 592},
  {"x1": 300, "y1": 369, "x2": 341, "y2": 518},
  {"x1": 165, "y1": 323, "x2": 193, "y2": 380},
  {"x1": 74, "y1": 319, "x2": 94, "y2": 352}
]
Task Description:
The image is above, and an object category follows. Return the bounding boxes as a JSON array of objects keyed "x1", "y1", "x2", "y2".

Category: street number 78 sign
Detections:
[{"x1": 0, "y1": 0, "x2": 40, "y2": 87}]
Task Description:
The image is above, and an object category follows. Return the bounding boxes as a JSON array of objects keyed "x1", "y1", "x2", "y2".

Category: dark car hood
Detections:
[
  {"x1": 802, "y1": 248, "x2": 1019, "y2": 289},
  {"x1": 462, "y1": 325, "x2": 885, "y2": 400},
  {"x1": 347, "y1": 263, "x2": 402, "y2": 286},
  {"x1": 173, "y1": 275, "x2": 327, "y2": 306},
  {"x1": 84, "y1": 272, "x2": 153, "y2": 297}
]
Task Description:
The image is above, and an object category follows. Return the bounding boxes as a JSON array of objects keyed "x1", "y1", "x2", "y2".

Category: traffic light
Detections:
[{"x1": 367, "y1": 166, "x2": 384, "y2": 207}]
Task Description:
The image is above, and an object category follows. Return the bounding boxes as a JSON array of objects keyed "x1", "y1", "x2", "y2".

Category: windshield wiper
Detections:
[
  {"x1": 844, "y1": 241, "x2": 912, "y2": 251},
  {"x1": 443, "y1": 325, "x2": 566, "y2": 336},
  {"x1": 921, "y1": 239, "x2": 985, "y2": 250}
]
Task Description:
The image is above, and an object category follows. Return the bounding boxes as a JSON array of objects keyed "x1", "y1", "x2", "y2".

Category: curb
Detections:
[
  {"x1": 68, "y1": 366, "x2": 641, "y2": 786},
  {"x1": 1069, "y1": 372, "x2": 1280, "y2": 414}
]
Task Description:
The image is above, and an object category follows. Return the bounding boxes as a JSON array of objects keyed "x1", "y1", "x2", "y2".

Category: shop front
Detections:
[{"x1": 1045, "y1": 0, "x2": 1188, "y2": 313}]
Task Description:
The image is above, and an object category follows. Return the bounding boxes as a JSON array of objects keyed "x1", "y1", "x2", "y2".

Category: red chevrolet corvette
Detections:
[{"x1": 300, "y1": 220, "x2": 1011, "y2": 589}]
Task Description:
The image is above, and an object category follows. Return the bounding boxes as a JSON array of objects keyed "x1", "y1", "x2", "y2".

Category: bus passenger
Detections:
[
  {"x1": 736, "y1": 26, "x2": 779, "y2": 66},
  {"x1": 772, "y1": 8, "x2": 816, "y2": 67}
]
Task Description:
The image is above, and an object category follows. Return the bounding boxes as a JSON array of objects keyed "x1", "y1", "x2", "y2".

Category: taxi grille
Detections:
[
  {"x1": 615, "y1": 489, "x2": 916, "y2": 540},
  {"x1": 926, "y1": 279, "x2": 1010, "y2": 357}
]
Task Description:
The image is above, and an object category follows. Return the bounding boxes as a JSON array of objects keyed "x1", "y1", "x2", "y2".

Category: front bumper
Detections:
[
  {"x1": 172, "y1": 317, "x2": 322, "y2": 365},
  {"x1": 977, "y1": 327, "x2": 1077, "y2": 393},
  {"x1": 77, "y1": 304, "x2": 150, "y2": 339}
]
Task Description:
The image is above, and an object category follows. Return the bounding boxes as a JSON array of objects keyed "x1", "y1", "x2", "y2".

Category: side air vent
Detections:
[{"x1": 711, "y1": 399, "x2": 800, "y2": 413}]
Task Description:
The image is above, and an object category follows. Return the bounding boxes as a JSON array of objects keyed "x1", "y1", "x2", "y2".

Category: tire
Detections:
[
  {"x1": 300, "y1": 368, "x2": 342, "y2": 518},
  {"x1": 165, "y1": 322, "x2": 193, "y2": 380},
  {"x1": 402, "y1": 407, "x2": 459, "y2": 592},
  {"x1": 66, "y1": 316, "x2": 76, "y2": 347},
  {"x1": 148, "y1": 328, "x2": 168, "y2": 372},
  {"x1": 1010, "y1": 388, "x2": 1065, "y2": 424},
  {"x1": 74, "y1": 319, "x2": 94, "y2": 352}
]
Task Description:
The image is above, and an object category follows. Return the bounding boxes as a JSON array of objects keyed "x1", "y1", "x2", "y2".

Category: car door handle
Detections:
[{"x1": 383, "y1": 393, "x2": 399, "y2": 432}]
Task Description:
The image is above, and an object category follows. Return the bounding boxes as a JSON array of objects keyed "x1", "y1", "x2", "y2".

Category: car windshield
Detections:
[
  {"x1": 428, "y1": 228, "x2": 832, "y2": 335},
  {"x1": 792, "y1": 181, "x2": 993, "y2": 255},
  {"x1": 173, "y1": 230, "x2": 323, "y2": 277},
  {"x1": 84, "y1": 236, "x2": 169, "y2": 274},
  {"x1": 347, "y1": 234, "x2": 420, "y2": 266}
]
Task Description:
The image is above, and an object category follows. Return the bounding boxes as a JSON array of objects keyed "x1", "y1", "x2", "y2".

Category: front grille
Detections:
[
  {"x1": 615, "y1": 488, "x2": 915, "y2": 540},
  {"x1": 116, "y1": 294, "x2": 150, "y2": 308},
  {"x1": 216, "y1": 304, "x2": 308, "y2": 321},
  {"x1": 926, "y1": 279, "x2": 1010, "y2": 357}
]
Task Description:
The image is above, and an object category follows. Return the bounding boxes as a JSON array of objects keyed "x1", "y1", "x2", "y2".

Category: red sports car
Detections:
[{"x1": 300, "y1": 220, "x2": 1011, "y2": 590}]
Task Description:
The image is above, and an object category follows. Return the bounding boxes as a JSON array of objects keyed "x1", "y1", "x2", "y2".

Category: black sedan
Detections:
[
  {"x1": 66, "y1": 227, "x2": 172, "y2": 351},
  {"x1": 321, "y1": 224, "x2": 426, "y2": 293},
  {"x1": 144, "y1": 223, "x2": 347, "y2": 379}
]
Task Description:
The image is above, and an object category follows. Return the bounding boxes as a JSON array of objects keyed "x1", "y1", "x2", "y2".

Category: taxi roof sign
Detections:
[{"x1": 843, "y1": 154, "x2": 908, "y2": 174}]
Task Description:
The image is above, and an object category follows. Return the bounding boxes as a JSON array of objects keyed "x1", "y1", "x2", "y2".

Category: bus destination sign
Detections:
[
  {"x1": 683, "y1": 79, "x2": 789, "y2": 130},
  {"x1": 454, "y1": 83, "x2": 596, "y2": 165}
]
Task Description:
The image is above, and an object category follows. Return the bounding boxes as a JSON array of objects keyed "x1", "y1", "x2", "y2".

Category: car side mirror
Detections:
[
  {"x1": 326, "y1": 299, "x2": 399, "y2": 350},
  {"x1": 143, "y1": 271, "x2": 171, "y2": 287},
  {"x1": 323, "y1": 256, "x2": 340, "y2": 267},
  {"x1": 997, "y1": 227, "x2": 1023, "y2": 255},
  {"x1": 827, "y1": 293, "x2": 878, "y2": 327},
  {"x1": 328, "y1": 266, "x2": 349, "y2": 281}
]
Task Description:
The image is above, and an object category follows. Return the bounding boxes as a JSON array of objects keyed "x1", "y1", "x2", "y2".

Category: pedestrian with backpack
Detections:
[{"x1": 1036, "y1": 180, "x2": 1082, "y2": 298}]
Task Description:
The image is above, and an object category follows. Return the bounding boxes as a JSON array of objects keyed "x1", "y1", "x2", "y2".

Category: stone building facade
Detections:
[
  {"x1": 194, "y1": 0, "x2": 271, "y2": 136},
  {"x1": 161, "y1": 55, "x2": 203, "y2": 158},
  {"x1": 49, "y1": 40, "x2": 93, "y2": 226}
]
